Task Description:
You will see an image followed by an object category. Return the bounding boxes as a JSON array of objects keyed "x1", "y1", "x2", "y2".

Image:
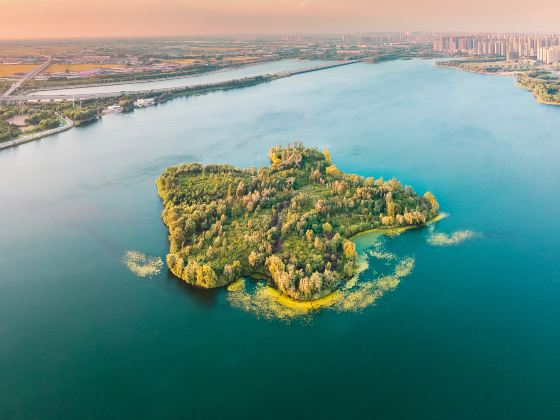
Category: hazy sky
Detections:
[{"x1": 1, "y1": 0, "x2": 560, "y2": 39}]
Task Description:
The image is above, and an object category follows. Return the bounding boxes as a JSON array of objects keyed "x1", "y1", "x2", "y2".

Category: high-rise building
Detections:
[{"x1": 431, "y1": 33, "x2": 560, "y2": 61}]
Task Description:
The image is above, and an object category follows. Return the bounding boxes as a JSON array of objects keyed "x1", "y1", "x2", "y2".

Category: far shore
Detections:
[
  {"x1": 434, "y1": 61, "x2": 516, "y2": 77},
  {"x1": 0, "y1": 60, "x2": 358, "y2": 151},
  {"x1": 435, "y1": 60, "x2": 560, "y2": 106},
  {"x1": 24, "y1": 58, "x2": 342, "y2": 96}
]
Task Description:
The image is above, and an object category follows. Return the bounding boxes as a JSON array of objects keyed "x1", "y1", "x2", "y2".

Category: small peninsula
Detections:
[
  {"x1": 436, "y1": 59, "x2": 560, "y2": 106},
  {"x1": 157, "y1": 144, "x2": 439, "y2": 301}
]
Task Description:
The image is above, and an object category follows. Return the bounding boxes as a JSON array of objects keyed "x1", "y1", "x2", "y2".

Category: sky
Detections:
[{"x1": 1, "y1": 0, "x2": 560, "y2": 39}]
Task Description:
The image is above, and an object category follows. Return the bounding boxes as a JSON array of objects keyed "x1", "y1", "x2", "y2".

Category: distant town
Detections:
[
  {"x1": 432, "y1": 33, "x2": 560, "y2": 63},
  {"x1": 0, "y1": 33, "x2": 437, "y2": 91},
  {"x1": 2, "y1": 33, "x2": 560, "y2": 96},
  {"x1": 2, "y1": 32, "x2": 560, "y2": 149}
]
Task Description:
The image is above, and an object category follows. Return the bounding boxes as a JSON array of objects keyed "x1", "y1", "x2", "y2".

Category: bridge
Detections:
[{"x1": 1, "y1": 56, "x2": 52, "y2": 98}]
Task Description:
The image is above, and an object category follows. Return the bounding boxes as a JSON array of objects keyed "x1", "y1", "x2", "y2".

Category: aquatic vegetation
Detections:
[
  {"x1": 368, "y1": 248, "x2": 397, "y2": 261},
  {"x1": 394, "y1": 257, "x2": 415, "y2": 277},
  {"x1": 227, "y1": 279, "x2": 341, "y2": 320},
  {"x1": 158, "y1": 143, "x2": 439, "y2": 302},
  {"x1": 427, "y1": 212, "x2": 449, "y2": 225},
  {"x1": 123, "y1": 251, "x2": 164, "y2": 277},
  {"x1": 427, "y1": 230, "x2": 479, "y2": 246},
  {"x1": 227, "y1": 244, "x2": 416, "y2": 321}
]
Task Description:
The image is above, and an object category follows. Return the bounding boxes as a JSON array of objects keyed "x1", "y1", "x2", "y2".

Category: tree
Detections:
[
  {"x1": 196, "y1": 264, "x2": 217, "y2": 287},
  {"x1": 424, "y1": 191, "x2": 439, "y2": 214},
  {"x1": 306, "y1": 229, "x2": 314, "y2": 242},
  {"x1": 236, "y1": 181, "x2": 245, "y2": 198},
  {"x1": 342, "y1": 240, "x2": 356, "y2": 258},
  {"x1": 385, "y1": 192, "x2": 396, "y2": 217},
  {"x1": 314, "y1": 236, "x2": 325, "y2": 252}
]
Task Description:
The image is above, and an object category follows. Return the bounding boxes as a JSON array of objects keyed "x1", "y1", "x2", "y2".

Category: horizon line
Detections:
[{"x1": 2, "y1": 30, "x2": 560, "y2": 43}]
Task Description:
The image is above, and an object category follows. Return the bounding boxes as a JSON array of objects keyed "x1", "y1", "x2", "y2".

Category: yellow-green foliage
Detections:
[
  {"x1": 157, "y1": 143, "x2": 439, "y2": 300},
  {"x1": 517, "y1": 71, "x2": 560, "y2": 104}
]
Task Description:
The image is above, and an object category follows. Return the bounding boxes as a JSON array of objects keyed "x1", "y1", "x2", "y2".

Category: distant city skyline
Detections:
[{"x1": 2, "y1": 0, "x2": 560, "y2": 40}]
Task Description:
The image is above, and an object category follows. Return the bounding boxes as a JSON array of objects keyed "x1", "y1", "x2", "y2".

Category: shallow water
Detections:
[
  {"x1": 32, "y1": 59, "x2": 336, "y2": 96},
  {"x1": 1, "y1": 59, "x2": 560, "y2": 419}
]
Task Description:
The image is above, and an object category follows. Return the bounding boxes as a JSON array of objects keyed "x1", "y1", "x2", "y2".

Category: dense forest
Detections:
[{"x1": 157, "y1": 144, "x2": 439, "y2": 301}]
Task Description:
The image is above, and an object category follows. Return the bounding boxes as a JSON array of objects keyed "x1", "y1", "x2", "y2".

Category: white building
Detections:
[{"x1": 134, "y1": 98, "x2": 155, "y2": 108}]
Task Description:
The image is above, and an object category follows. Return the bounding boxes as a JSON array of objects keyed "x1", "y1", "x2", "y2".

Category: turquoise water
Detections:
[
  {"x1": 1, "y1": 59, "x2": 560, "y2": 418},
  {"x1": 32, "y1": 59, "x2": 336, "y2": 96}
]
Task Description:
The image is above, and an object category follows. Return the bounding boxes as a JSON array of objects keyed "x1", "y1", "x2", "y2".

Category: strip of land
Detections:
[
  {"x1": 0, "y1": 114, "x2": 73, "y2": 151},
  {"x1": 6, "y1": 60, "x2": 357, "y2": 102},
  {"x1": 0, "y1": 60, "x2": 358, "y2": 150},
  {"x1": 436, "y1": 59, "x2": 560, "y2": 105}
]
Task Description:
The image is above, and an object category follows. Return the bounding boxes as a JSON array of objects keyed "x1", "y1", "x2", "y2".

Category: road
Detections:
[
  {"x1": 1, "y1": 56, "x2": 51, "y2": 98},
  {"x1": 0, "y1": 60, "x2": 360, "y2": 104}
]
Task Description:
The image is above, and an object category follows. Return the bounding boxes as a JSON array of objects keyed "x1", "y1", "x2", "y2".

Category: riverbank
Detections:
[
  {"x1": 26, "y1": 59, "x2": 348, "y2": 97},
  {"x1": 435, "y1": 61, "x2": 516, "y2": 77},
  {"x1": 0, "y1": 61, "x2": 359, "y2": 151},
  {"x1": 23, "y1": 58, "x2": 282, "y2": 95},
  {"x1": 0, "y1": 114, "x2": 73, "y2": 150}
]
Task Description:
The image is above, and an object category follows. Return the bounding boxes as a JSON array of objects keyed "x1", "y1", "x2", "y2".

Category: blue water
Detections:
[
  {"x1": 1, "y1": 59, "x2": 560, "y2": 419},
  {"x1": 32, "y1": 59, "x2": 336, "y2": 96}
]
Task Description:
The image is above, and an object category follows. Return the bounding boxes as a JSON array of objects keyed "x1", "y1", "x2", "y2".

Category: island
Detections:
[{"x1": 156, "y1": 144, "x2": 439, "y2": 301}]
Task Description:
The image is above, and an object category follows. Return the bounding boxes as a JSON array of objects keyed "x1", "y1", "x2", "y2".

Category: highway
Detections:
[{"x1": 1, "y1": 56, "x2": 51, "y2": 98}]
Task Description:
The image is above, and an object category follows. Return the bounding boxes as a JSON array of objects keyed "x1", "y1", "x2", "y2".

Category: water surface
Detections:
[{"x1": 1, "y1": 59, "x2": 560, "y2": 419}]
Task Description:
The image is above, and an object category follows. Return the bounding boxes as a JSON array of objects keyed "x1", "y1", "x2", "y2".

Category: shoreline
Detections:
[
  {"x1": 434, "y1": 61, "x2": 516, "y2": 77},
  {"x1": 351, "y1": 212, "x2": 449, "y2": 242},
  {"x1": 516, "y1": 82, "x2": 560, "y2": 106},
  {"x1": 0, "y1": 60, "x2": 358, "y2": 151},
  {"x1": 169, "y1": 212, "x2": 447, "y2": 305},
  {"x1": 24, "y1": 58, "x2": 343, "y2": 96},
  {"x1": 435, "y1": 61, "x2": 560, "y2": 106},
  {"x1": 224, "y1": 212, "x2": 447, "y2": 311},
  {"x1": 274, "y1": 212, "x2": 449, "y2": 307},
  {"x1": 0, "y1": 115, "x2": 73, "y2": 151}
]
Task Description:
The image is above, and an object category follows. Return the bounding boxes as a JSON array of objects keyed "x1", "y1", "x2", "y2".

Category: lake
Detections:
[{"x1": 1, "y1": 59, "x2": 559, "y2": 419}]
